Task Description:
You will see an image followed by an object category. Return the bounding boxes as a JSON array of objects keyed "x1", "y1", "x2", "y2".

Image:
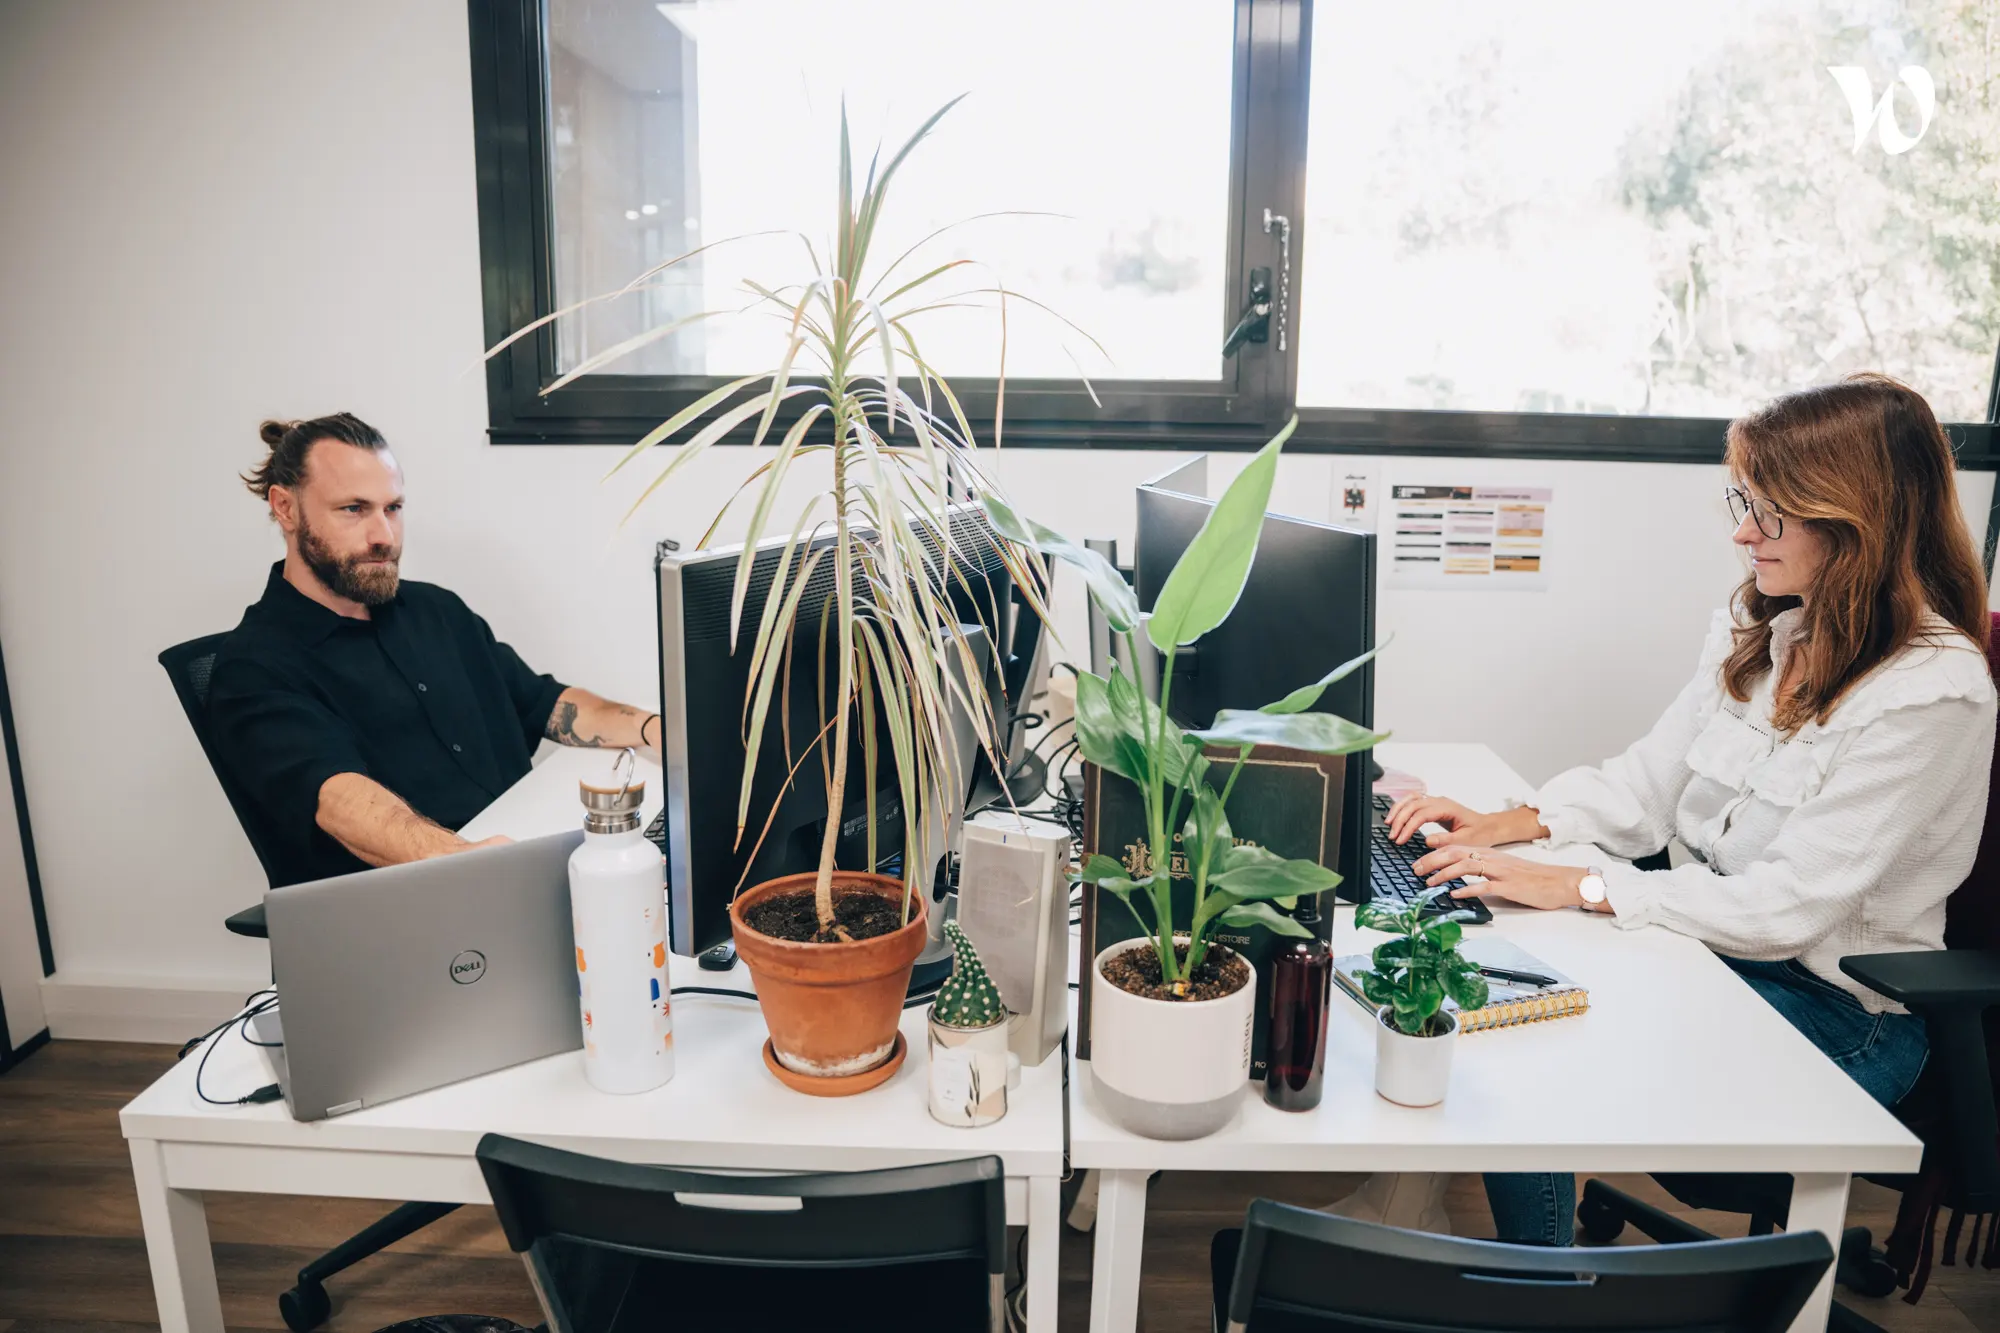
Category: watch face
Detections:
[{"x1": 1579, "y1": 874, "x2": 1607, "y2": 905}]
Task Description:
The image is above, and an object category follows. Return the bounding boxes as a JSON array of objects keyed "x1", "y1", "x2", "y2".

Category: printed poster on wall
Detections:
[{"x1": 1385, "y1": 485, "x2": 1552, "y2": 590}]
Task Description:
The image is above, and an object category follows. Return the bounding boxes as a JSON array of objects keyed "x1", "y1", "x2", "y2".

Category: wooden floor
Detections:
[{"x1": 6, "y1": 1041, "x2": 2000, "y2": 1332}]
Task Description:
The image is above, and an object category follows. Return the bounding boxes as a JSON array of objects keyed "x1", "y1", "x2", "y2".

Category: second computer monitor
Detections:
[
  {"x1": 654, "y1": 503, "x2": 1015, "y2": 956},
  {"x1": 1133, "y1": 458, "x2": 1377, "y2": 901}
]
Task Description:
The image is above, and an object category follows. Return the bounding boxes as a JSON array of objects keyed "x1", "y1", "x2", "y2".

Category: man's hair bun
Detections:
[{"x1": 243, "y1": 413, "x2": 387, "y2": 500}]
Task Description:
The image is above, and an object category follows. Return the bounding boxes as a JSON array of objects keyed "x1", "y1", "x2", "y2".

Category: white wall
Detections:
[{"x1": 2, "y1": 1, "x2": 1992, "y2": 1030}]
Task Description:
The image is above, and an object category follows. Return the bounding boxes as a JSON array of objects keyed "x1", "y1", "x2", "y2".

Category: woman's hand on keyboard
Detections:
[
  {"x1": 1385, "y1": 796, "x2": 1544, "y2": 849},
  {"x1": 1411, "y1": 845, "x2": 1595, "y2": 912}
]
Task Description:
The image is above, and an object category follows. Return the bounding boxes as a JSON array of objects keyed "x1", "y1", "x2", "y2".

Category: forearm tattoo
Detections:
[
  {"x1": 546, "y1": 700, "x2": 606, "y2": 746},
  {"x1": 546, "y1": 698, "x2": 649, "y2": 747}
]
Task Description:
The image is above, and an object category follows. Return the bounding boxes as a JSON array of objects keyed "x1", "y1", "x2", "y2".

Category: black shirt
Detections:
[{"x1": 208, "y1": 563, "x2": 568, "y2": 887}]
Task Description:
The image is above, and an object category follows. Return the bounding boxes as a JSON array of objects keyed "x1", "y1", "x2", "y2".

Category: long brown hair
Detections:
[{"x1": 1722, "y1": 373, "x2": 1989, "y2": 732}]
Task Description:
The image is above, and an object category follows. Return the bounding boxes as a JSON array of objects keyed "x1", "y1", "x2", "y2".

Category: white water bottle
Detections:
[{"x1": 568, "y1": 750, "x2": 673, "y2": 1094}]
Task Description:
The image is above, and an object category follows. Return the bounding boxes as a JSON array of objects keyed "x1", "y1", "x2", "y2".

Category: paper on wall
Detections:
[{"x1": 1385, "y1": 485, "x2": 1552, "y2": 590}]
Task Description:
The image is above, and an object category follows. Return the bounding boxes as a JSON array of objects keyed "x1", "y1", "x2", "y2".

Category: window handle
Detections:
[{"x1": 1223, "y1": 267, "x2": 1273, "y2": 358}]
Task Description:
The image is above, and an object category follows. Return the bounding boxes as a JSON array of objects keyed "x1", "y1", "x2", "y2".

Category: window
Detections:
[
  {"x1": 547, "y1": 0, "x2": 1237, "y2": 383},
  {"x1": 1297, "y1": 0, "x2": 2000, "y2": 424},
  {"x1": 470, "y1": 0, "x2": 2000, "y2": 458}
]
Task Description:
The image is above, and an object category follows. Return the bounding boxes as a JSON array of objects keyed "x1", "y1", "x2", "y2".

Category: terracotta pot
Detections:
[{"x1": 730, "y1": 872, "x2": 928, "y2": 1089}]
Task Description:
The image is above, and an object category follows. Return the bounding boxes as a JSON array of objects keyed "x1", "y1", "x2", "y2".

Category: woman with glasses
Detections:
[{"x1": 1366, "y1": 374, "x2": 1997, "y2": 1246}]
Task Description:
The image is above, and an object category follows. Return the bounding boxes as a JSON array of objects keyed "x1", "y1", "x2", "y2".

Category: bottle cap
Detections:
[{"x1": 579, "y1": 749, "x2": 645, "y2": 829}]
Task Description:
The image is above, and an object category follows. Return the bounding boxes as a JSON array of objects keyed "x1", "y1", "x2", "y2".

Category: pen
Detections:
[{"x1": 1478, "y1": 965, "x2": 1557, "y2": 988}]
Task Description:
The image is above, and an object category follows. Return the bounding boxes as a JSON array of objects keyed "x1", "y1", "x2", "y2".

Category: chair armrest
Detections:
[
  {"x1": 1844, "y1": 948, "x2": 2000, "y2": 1211},
  {"x1": 224, "y1": 902, "x2": 268, "y2": 939},
  {"x1": 1840, "y1": 950, "x2": 2000, "y2": 1008}
]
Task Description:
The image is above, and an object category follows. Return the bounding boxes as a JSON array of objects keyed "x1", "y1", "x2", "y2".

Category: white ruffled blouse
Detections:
[{"x1": 1531, "y1": 607, "x2": 1996, "y2": 1013}]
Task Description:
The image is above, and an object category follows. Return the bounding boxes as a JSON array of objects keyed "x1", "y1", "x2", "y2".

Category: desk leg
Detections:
[
  {"x1": 1026, "y1": 1175, "x2": 1060, "y2": 1333},
  {"x1": 1088, "y1": 1169, "x2": 1149, "y2": 1333},
  {"x1": 1785, "y1": 1171, "x2": 1851, "y2": 1333},
  {"x1": 129, "y1": 1138, "x2": 223, "y2": 1333}
]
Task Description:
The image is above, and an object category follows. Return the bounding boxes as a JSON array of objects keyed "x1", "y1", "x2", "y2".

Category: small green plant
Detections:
[
  {"x1": 985, "y1": 418, "x2": 1387, "y2": 997},
  {"x1": 1354, "y1": 896, "x2": 1489, "y2": 1036},
  {"x1": 933, "y1": 922, "x2": 1006, "y2": 1028}
]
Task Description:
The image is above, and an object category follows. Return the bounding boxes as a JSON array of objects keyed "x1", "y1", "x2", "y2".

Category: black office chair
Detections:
[
  {"x1": 1572, "y1": 612, "x2": 2000, "y2": 1331},
  {"x1": 159, "y1": 634, "x2": 460, "y2": 1331},
  {"x1": 1210, "y1": 1199, "x2": 1832, "y2": 1333},
  {"x1": 475, "y1": 1134, "x2": 1009, "y2": 1333}
]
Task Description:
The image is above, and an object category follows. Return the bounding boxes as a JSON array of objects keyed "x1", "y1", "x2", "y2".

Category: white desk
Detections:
[
  {"x1": 1071, "y1": 741, "x2": 1924, "y2": 1333},
  {"x1": 122, "y1": 748, "x2": 1066, "y2": 1333}
]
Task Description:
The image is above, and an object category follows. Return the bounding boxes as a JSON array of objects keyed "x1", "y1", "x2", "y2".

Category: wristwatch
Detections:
[{"x1": 1577, "y1": 865, "x2": 1608, "y2": 908}]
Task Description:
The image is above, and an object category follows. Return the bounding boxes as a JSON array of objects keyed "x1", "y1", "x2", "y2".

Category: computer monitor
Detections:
[
  {"x1": 966, "y1": 570, "x2": 1056, "y2": 811},
  {"x1": 653, "y1": 503, "x2": 1015, "y2": 956},
  {"x1": 1132, "y1": 458, "x2": 1378, "y2": 903}
]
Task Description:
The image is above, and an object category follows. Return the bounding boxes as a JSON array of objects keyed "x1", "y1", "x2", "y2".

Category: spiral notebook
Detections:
[{"x1": 1334, "y1": 937, "x2": 1589, "y2": 1033}]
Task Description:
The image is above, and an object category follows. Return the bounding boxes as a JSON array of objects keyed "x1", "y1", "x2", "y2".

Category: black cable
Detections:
[
  {"x1": 669, "y1": 985, "x2": 758, "y2": 1000},
  {"x1": 188, "y1": 990, "x2": 284, "y2": 1107},
  {"x1": 176, "y1": 987, "x2": 273, "y2": 1061},
  {"x1": 1003, "y1": 1227, "x2": 1030, "y2": 1331}
]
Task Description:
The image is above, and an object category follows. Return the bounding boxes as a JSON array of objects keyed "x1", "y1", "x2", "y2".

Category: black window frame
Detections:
[
  {"x1": 469, "y1": 0, "x2": 1302, "y2": 450},
  {"x1": 468, "y1": 0, "x2": 2000, "y2": 470}
]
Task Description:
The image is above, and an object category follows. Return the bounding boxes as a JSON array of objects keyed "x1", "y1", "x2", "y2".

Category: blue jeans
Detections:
[{"x1": 1482, "y1": 955, "x2": 1928, "y2": 1246}]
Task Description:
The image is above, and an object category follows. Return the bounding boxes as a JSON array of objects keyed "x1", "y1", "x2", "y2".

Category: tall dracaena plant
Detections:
[
  {"x1": 488, "y1": 98, "x2": 1062, "y2": 937},
  {"x1": 985, "y1": 418, "x2": 1388, "y2": 994}
]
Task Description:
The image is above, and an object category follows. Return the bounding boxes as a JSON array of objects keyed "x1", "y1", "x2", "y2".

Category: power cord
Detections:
[
  {"x1": 178, "y1": 989, "x2": 284, "y2": 1107},
  {"x1": 1004, "y1": 1227, "x2": 1030, "y2": 1333}
]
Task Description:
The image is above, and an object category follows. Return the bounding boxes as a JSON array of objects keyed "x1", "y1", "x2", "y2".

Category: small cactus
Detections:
[{"x1": 933, "y1": 922, "x2": 1007, "y2": 1028}]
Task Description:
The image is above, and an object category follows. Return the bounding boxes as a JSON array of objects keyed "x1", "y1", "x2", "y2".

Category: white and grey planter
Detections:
[
  {"x1": 1373, "y1": 1005, "x2": 1458, "y2": 1107},
  {"x1": 1089, "y1": 939, "x2": 1256, "y2": 1140}
]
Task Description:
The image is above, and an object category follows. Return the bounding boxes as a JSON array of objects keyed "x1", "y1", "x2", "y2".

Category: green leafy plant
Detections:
[
  {"x1": 1354, "y1": 897, "x2": 1488, "y2": 1036},
  {"x1": 488, "y1": 100, "x2": 1074, "y2": 940},
  {"x1": 985, "y1": 418, "x2": 1389, "y2": 997}
]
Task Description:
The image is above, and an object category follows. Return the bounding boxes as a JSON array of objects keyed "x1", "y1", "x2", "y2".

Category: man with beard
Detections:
[{"x1": 208, "y1": 412, "x2": 657, "y2": 887}]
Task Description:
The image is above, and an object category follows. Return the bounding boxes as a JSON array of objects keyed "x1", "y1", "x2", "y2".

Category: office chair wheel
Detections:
[
  {"x1": 279, "y1": 1278, "x2": 331, "y2": 1331},
  {"x1": 1575, "y1": 1195, "x2": 1626, "y2": 1244}
]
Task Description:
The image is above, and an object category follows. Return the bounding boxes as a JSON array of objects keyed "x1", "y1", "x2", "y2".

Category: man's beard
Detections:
[{"x1": 297, "y1": 513, "x2": 401, "y2": 607}]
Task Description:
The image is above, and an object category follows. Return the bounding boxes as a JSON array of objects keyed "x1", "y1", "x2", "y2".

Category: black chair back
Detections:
[
  {"x1": 1216, "y1": 1201, "x2": 1831, "y2": 1333},
  {"x1": 158, "y1": 634, "x2": 282, "y2": 891},
  {"x1": 475, "y1": 1134, "x2": 1007, "y2": 1333}
]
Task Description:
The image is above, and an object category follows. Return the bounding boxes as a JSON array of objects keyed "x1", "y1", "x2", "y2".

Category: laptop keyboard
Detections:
[
  {"x1": 645, "y1": 811, "x2": 668, "y2": 858},
  {"x1": 1369, "y1": 793, "x2": 1492, "y2": 924}
]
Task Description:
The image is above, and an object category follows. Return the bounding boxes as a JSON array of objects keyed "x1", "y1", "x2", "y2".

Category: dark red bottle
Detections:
[{"x1": 1264, "y1": 895, "x2": 1333, "y2": 1111}]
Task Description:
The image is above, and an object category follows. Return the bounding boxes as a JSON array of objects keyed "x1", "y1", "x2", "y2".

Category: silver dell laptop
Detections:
[{"x1": 258, "y1": 830, "x2": 585, "y2": 1121}]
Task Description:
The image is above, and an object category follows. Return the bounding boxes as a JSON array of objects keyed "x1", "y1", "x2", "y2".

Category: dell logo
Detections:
[
  {"x1": 449, "y1": 950, "x2": 487, "y2": 984},
  {"x1": 1828, "y1": 65, "x2": 1936, "y2": 155}
]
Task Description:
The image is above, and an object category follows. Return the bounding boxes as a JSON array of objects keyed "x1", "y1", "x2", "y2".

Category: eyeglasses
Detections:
[{"x1": 1725, "y1": 485, "x2": 1784, "y2": 540}]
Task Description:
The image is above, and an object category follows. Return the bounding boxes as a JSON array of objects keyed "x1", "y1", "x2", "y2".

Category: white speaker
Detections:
[{"x1": 956, "y1": 810, "x2": 1070, "y2": 1067}]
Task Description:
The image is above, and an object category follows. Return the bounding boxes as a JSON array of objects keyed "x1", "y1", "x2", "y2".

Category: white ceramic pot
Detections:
[
  {"x1": 1090, "y1": 939, "x2": 1256, "y2": 1140},
  {"x1": 1373, "y1": 1005, "x2": 1458, "y2": 1106}
]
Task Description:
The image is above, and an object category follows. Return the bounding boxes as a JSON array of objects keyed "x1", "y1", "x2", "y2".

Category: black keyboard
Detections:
[
  {"x1": 645, "y1": 811, "x2": 669, "y2": 858},
  {"x1": 1368, "y1": 793, "x2": 1492, "y2": 925}
]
